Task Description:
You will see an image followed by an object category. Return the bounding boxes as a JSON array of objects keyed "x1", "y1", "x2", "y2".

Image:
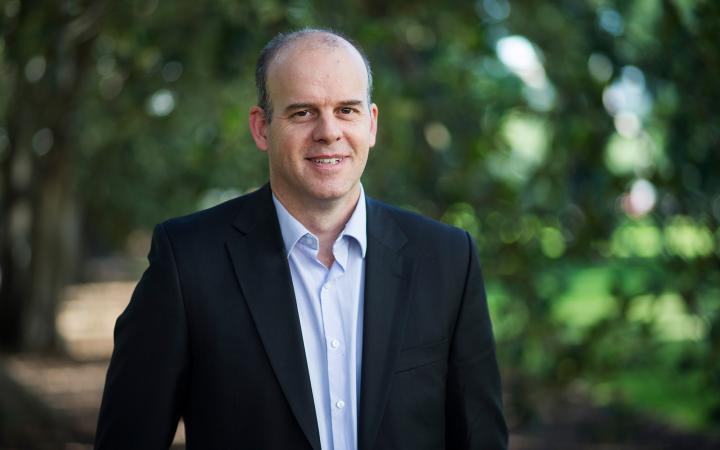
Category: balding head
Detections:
[{"x1": 255, "y1": 28, "x2": 373, "y2": 122}]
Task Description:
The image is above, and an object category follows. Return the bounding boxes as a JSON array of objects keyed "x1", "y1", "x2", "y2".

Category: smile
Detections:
[{"x1": 307, "y1": 157, "x2": 345, "y2": 165}]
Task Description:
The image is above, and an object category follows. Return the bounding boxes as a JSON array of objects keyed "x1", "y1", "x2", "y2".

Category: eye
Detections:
[
  {"x1": 288, "y1": 109, "x2": 317, "y2": 121},
  {"x1": 339, "y1": 107, "x2": 356, "y2": 115}
]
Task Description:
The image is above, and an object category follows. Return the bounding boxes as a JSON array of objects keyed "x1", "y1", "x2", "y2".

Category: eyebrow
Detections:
[
  {"x1": 337, "y1": 100, "x2": 364, "y2": 107},
  {"x1": 283, "y1": 99, "x2": 365, "y2": 113}
]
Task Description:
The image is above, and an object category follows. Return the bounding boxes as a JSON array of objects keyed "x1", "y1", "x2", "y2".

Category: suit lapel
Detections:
[
  {"x1": 226, "y1": 185, "x2": 321, "y2": 450},
  {"x1": 358, "y1": 200, "x2": 416, "y2": 450}
]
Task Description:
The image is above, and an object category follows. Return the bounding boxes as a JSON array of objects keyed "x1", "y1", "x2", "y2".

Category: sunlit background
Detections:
[{"x1": 1, "y1": 0, "x2": 719, "y2": 448}]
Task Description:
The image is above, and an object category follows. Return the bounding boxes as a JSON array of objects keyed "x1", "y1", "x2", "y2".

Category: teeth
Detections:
[{"x1": 312, "y1": 157, "x2": 341, "y2": 164}]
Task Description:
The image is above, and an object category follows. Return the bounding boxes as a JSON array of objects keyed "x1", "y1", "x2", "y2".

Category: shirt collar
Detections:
[{"x1": 272, "y1": 185, "x2": 367, "y2": 259}]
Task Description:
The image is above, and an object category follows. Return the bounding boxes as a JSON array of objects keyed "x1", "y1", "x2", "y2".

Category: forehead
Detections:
[{"x1": 266, "y1": 34, "x2": 369, "y2": 104}]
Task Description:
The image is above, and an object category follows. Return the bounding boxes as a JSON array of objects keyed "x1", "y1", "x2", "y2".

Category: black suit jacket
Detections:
[{"x1": 95, "y1": 184, "x2": 507, "y2": 450}]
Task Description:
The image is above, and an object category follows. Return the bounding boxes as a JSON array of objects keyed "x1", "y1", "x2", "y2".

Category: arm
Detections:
[
  {"x1": 95, "y1": 223, "x2": 189, "y2": 450},
  {"x1": 445, "y1": 231, "x2": 508, "y2": 450}
]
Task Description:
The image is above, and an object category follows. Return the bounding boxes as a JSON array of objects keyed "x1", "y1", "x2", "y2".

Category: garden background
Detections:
[{"x1": 1, "y1": 0, "x2": 719, "y2": 448}]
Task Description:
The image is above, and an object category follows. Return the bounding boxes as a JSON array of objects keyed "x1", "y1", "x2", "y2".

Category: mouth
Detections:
[{"x1": 306, "y1": 156, "x2": 345, "y2": 166}]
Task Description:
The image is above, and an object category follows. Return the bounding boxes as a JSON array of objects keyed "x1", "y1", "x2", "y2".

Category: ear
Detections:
[
  {"x1": 368, "y1": 103, "x2": 379, "y2": 148},
  {"x1": 249, "y1": 106, "x2": 269, "y2": 151}
]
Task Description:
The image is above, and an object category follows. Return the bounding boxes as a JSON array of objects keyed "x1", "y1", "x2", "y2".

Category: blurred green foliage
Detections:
[{"x1": 2, "y1": 0, "x2": 719, "y2": 435}]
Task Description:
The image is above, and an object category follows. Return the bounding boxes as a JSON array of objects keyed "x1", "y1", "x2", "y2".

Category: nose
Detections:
[{"x1": 312, "y1": 113, "x2": 342, "y2": 144}]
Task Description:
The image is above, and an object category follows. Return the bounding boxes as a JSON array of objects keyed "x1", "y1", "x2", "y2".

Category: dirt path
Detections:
[{"x1": 2, "y1": 282, "x2": 185, "y2": 449}]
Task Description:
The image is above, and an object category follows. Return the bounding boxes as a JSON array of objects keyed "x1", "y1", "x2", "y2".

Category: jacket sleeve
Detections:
[
  {"x1": 95, "y1": 223, "x2": 189, "y2": 450},
  {"x1": 445, "y1": 231, "x2": 508, "y2": 450}
]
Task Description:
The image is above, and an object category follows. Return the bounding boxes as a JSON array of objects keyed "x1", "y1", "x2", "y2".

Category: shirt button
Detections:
[
  {"x1": 330, "y1": 339, "x2": 340, "y2": 349},
  {"x1": 336, "y1": 400, "x2": 345, "y2": 409}
]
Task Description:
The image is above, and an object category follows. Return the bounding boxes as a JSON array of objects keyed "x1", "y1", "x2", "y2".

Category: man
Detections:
[{"x1": 95, "y1": 29, "x2": 507, "y2": 450}]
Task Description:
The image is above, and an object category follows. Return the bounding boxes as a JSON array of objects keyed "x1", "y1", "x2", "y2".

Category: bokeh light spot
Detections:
[
  {"x1": 603, "y1": 66, "x2": 651, "y2": 118},
  {"x1": 611, "y1": 220, "x2": 662, "y2": 258},
  {"x1": 424, "y1": 122, "x2": 452, "y2": 151},
  {"x1": 588, "y1": 53, "x2": 613, "y2": 83},
  {"x1": 25, "y1": 55, "x2": 46, "y2": 83},
  {"x1": 541, "y1": 227, "x2": 566, "y2": 258},
  {"x1": 598, "y1": 9, "x2": 624, "y2": 36},
  {"x1": 614, "y1": 112, "x2": 642, "y2": 138},
  {"x1": 496, "y1": 35, "x2": 546, "y2": 88},
  {"x1": 162, "y1": 61, "x2": 184, "y2": 82},
  {"x1": 604, "y1": 133, "x2": 654, "y2": 176},
  {"x1": 479, "y1": 0, "x2": 511, "y2": 21},
  {"x1": 664, "y1": 216, "x2": 714, "y2": 259},
  {"x1": 147, "y1": 89, "x2": 176, "y2": 117},
  {"x1": 622, "y1": 178, "x2": 657, "y2": 217},
  {"x1": 32, "y1": 128, "x2": 54, "y2": 156}
]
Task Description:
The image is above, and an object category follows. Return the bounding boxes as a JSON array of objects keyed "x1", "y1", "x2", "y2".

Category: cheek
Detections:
[{"x1": 274, "y1": 129, "x2": 311, "y2": 152}]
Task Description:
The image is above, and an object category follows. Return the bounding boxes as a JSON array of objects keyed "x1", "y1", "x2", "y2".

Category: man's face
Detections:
[{"x1": 249, "y1": 36, "x2": 378, "y2": 210}]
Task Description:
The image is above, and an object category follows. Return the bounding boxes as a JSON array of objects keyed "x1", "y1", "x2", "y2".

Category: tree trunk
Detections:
[
  {"x1": 22, "y1": 152, "x2": 80, "y2": 351},
  {"x1": 0, "y1": 1, "x2": 102, "y2": 353}
]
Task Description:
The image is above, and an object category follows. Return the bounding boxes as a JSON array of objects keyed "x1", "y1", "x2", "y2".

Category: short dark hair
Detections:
[{"x1": 255, "y1": 28, "x2": 373, "y2": 122}]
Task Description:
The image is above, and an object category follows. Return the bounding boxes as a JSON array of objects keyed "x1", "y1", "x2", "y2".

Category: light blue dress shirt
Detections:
[{"x1": 272, "y1": 187, "x2": 366, "y2": 450}]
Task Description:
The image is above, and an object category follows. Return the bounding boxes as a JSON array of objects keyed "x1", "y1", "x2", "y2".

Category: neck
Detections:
[{"x1": 272, "y1": 185, "x2": 361, "y2": 268}]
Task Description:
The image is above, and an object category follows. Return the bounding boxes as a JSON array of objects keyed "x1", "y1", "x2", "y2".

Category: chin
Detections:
[
  {"x1": 307, "y1": 184, "x2": 357, "y2": 203},
  {"x1": 309, "y1": 190, "x2": 347, "y2": 202}
]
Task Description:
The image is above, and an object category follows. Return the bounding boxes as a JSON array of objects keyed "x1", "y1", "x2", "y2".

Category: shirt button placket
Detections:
[{"x1": 323, "y1": 275, "x2": 349, "y2": 450}]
